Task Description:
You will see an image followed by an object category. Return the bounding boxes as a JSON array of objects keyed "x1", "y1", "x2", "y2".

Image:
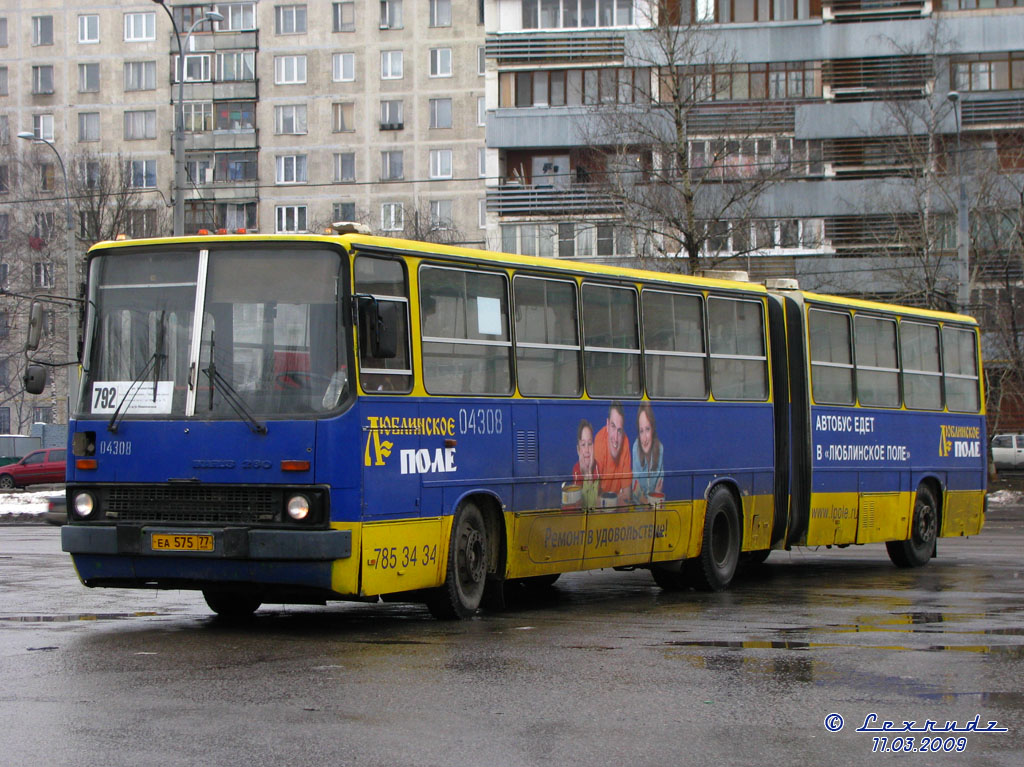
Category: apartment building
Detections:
[
  {"x1": 483, "y1": 0, "x2": 1024, "y2": 306},
  {"x1": 0, "y1": 1, "x2": 487, "y2": 425}
]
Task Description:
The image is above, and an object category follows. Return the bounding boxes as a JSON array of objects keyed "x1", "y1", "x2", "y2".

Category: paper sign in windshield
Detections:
[{"x1": 91, "y1": 382, "x2": 174, "y2": 415}]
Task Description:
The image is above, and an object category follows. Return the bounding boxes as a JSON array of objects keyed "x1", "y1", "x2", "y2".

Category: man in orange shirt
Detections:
[{"x1": 593, "y1": 401, "x2": 631, "y2": 504}]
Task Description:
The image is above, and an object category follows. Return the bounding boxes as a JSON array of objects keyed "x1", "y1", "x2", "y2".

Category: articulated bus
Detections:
[{"x1": 43, "y1": 230, "x2": 985, "y2": 618}]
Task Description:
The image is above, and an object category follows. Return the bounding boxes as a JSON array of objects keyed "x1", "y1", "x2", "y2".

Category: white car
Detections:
[{"x1": 991, "y1": 434, "x2": 1024, "y2": 470}]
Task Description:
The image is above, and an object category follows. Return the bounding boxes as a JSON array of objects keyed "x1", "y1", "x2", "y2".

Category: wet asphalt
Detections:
[{"x1": 1, "y1": 506, "x2": 1022, "y2": 767}]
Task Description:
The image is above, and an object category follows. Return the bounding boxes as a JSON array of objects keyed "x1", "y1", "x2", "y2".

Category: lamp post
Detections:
[
  {"x1": 151, "y1": 1, "x2": 223, "y2": 236},
  {"x1": 17, "y1": 130, "x2": 78, "y2": 414},
  {"x1": 946, "y1": 91, "x2": 970, "y2": 313}
]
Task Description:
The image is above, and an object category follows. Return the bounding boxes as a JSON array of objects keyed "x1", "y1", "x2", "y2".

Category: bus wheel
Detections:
[
  {"x1": 691, "y1": 486, "x2": 742, "y2": 592},
  {"x1": 428, "y1": 502, "x2": 489, "y2": 620},
  {"x1": 887, "y1": 485, "x2": 939, "y2": 568},
  {"x1": 202, "y1": 589, "x2": 261, "y2": 618}
]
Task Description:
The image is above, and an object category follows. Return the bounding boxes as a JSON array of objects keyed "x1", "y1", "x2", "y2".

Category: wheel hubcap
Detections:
[{"x1": 458, "y1": 528, "x2": 486, "y2": 586}]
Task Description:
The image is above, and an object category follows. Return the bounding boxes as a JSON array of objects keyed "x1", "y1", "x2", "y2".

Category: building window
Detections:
[
  {"x1": 33, "y1": 114, "x2": 55, "y2": 141},
  {"x1": 478, "y1": 97, "x2": 486, "y2": 126},
  {"x1": 0, "y1": 67, "x2": 7, "y2": 96},
  {"x1": 217, "y1": 52, "x2": 255, "y2": 81},
  {"x1": 479, "y1": 46, "x2": 486, "y2": 76},
  {"x1": 274, "y1": 104, "x2": 307, "y2": 134},
  {"x1": 332, "y1": 102, "x2": 355, "y2": 132},
  {"x1": 0, "y1": 314, "x2": 10, "y2": 341},
  {"x1": 276, "y1": 155, "x2": 308, "y2": 184},
  {"x1": 175, "y1": 54, "x2": 212, "y2": 83},
  {"x1": 952, "y1": 53, "x2": 1024, "y2": 92},
  {"x1": 79, "y1": 14, "x2": 99, "y2": 43},
  {"x1": 124, "y1": 12, "x2": 156, "y2": 42},
  {"x1": 478, "y1": 148, "x2": 487, "y2": 177},
  {"x1": 276, "y1": 205, "x2": 307, "y2": 233},
  {"x1": 521, "y1": 0, "x2": 632, "y2": 28},
  {"x1": 334, "y1": 202, "x2": 356, "y2": 221},
  {"x1": 124, "y1": 61, "x2": 156, "y2": 91},
  {"x1": 429, "y1": 98, "x2": 453, "y2": 129},
  {"x1": 33, "y1": 406, "x2": 53, "y2": 423},
  {"x1": 217, "y1": 3, "x2": 256, "y2": 31},
  {"x1": 380, "y1": 100, "x2": 403, "y2": 129},
  {"x1": 381, "y1": 50, "x2": 403, "y2": 80},
  {"x1": 333, "y1": 53, "x2": 355, "y2": 82},
  {"x1": 275, "y1": 55, "x2": 307, "y2": 84},
  {"x1": 32, "y1": 66, "x2": 54, "y2": 95},
  {"x1": 0, "y1": 18, "x2": 7, "y2": 48},
  {"x1": 0, "y1": 115, "x2": 6, "y2": 144},
  {"x1": 0, "y1": 408, "x2": 9, "y2": 434},
  {"x1": 32, "y1": 15, "x2": 53, "y2": 46},
  {"x1": 333, "y1": 2, "x2": 355, "y2": 32},
  {"x1": 430, "y1": 199, "x2": 453, "y2": 229},
  {"x1": 40, "y1": 163, "x2": 55, "y2": 192},
  {"x1": 0, "y1": 165, "x2": 8, "y2": 193},
  {"x1": 78, "y1": 112, "x2": 100, "y2": 142},
  {"x1": 430, "y1": 149, "x2": 453, "y2": 179},
  {"x1": 33, "y1": 212, "x2": 56, "y2": 241},
  {"x1": 129, "y1": 159, "x2": 157, "y2": 188},
  {"x1": 33, "y1": 261, "x2": 54, "y2": 288},
  {"x1": 334, "y1": 152, "x2": 356, "y2": 182},
  {"x1": 430, "y1": 48, "x2": 453, "y2": 78},
  {"x1": 381, "y1": 202, "x2": 404, "y2": 231},
  {"x1": 275, "y1": 4, "x2": 307, "y2": 34},
  {"x1": 380, "y1": 0, "x2": 403, "y2": 29},
  {"x1": 79, "y1": 63, "x2": 100, "y2": 93},
  {"x1": 124, "y1": 110, "x2": 156, "y2": 140},
  {"x1": 216, "y1": 102, "x2": 256, "y2": 131},
  {"x1": 184, "y1": 102, "x2": 214, "y2": 132},
  {"x1": 478, "y1": 198, "x2": 487, "y2": 229},
  {"x1": 0, "y1": 214, "x2": 8, "y2": 239},
  {"x1": 430, "y1": 0, "x2": 452, "y2": 26},
  {"x1": 381, "y1": 150, "x2": 404, "y2": 180}
]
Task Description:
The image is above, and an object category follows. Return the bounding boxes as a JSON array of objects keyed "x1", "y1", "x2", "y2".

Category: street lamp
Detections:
[
  {"x1": 151, "y1": 1, "x2": 223, "y2": 236},
  {"x1": 17, "y1": 130, "x2": 78, "y2": 414},
  {"x1": 947, "y1": 91, "x2": 970, "y2": 313}
]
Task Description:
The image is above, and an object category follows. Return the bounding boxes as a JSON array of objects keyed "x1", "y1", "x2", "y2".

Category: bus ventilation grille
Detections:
[
  {"x1": 105, "y1": 486, "x2": 278, "y2": 524},
  {"x1": 515, "y1": 430, "x2": 538, "y2": 463}
]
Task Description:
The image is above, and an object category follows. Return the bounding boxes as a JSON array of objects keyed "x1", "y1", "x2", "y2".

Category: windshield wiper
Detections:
[
  {"x1": 203, "y1": 331, "x2": 267, "y2": 435},
  {"x1": 108, "y1": 313, "x2": 167, "y2": 433}
]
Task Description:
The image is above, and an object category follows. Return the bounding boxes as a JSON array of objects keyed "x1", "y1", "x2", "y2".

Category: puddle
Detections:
[{"x1": 0, "y1": 612, "x2": 160, "y2": 622}]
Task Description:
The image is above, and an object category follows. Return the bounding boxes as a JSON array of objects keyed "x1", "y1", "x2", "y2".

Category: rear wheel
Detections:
[
  {"x1": 887, "y1": 485, "x2": 939, "y2": 568},
  {"x1": 690, "y1": 486, "x2": 742, "y2": 592},
  {"x1": 428, "y1": 503, "x2": 489, "y2": 620},
  {"x1": 202, "y1": 589, "x2": 262, "y2": 618}
]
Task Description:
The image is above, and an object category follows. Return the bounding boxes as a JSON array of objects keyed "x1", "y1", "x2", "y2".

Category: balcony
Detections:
[
  {"x1": 179, "y1": 80, "x2": 258, "y2": 102},
  {"x1": 962, "y1": 95, "x2": 1024, "y2": 128},
  {"x1": 486, "y1": 183, "x2": 618, "y2": 216},
  {"x1": 823, "y1": 0, "x2": 927, "y2": 23},
  {"x1": 186, "y1": 129, "x2": 259, "y2": 152},
  {"x1": 485, "y1": 32, "x2": 625, "y2": 66},
  {"x1": 168, "y1": 31, "x2": 258, "y2": 53},
  {"x1": 823, "y1": 56, "x2": 932, "y2": 102}
]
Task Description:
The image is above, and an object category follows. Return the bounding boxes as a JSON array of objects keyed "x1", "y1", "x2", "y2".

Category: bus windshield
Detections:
[{"x1": 79, "y1": 245, "x2": 349, "y2": 421}]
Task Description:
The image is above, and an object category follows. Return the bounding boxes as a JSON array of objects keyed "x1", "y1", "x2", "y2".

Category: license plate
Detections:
[{"x1": 151, "y1": 533, "x2": 215, "y2": 552}]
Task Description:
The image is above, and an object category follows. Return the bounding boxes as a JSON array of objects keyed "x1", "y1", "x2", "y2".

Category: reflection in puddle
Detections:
[{"x1": 0, "y1": 612, "x2": 159, "y2": 622}]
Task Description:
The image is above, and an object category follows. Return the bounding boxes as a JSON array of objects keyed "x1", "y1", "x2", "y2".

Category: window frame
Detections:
[
  {"x1": 641, "y1": 288, "x2": 708, "y2": 400},
  {"x1": 513, "y1": 274, "x2": 582, "y2": 398},
  {"x1": 124, "y1": 12, "x2": 156, "y2": 42},
  {"x1": 581, "y1": 281, "x2": 643, "y2": 399},
  {"x1": 78, "y1": 14, "x2": 100, "y2": 44},
  {"x1": 707, "y1": 294, "x2": 769, "y2": 402}
]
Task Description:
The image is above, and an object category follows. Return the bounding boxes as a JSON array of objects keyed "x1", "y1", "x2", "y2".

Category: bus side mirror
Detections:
[
  {"x1": 25, "y1": 303, "x2": 44, "y2": 352},
  {"x1": 24, "y1": 365, "x2": 47, "y2": 395},
  {"x1": 358, "y1": 298, "x2": 398, "y2": 359}
]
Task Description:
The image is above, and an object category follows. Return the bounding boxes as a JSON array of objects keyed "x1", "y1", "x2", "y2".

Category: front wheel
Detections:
[
  {"x1": 202, "y1": 589, "x2": 262, "y2": 619},
  {"x1": 0, "y1": 474, "x2": 15, "y2": 490},
  {"x1": 428, "y1": 503, "x2": 489, "y2": 620},
  {"x1": 887, "y1": 485, "x2": 939, "y2": 568},
  {"x1": 690, "y1": 485, "x2": 742, "y2": 592}
]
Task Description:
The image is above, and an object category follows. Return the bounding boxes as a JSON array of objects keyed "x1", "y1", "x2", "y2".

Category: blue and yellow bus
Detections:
[{"x1": 44, "y1": 229, "x2": 985, "y2": 618}]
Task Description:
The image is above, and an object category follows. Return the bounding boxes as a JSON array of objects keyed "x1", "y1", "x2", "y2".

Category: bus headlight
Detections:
[
  {"x1": 286, "y1": 495, "x2": 310, "y2": 521},
  {"x1": 72, "y1": 492, "x2": 96, "y2": 520}
]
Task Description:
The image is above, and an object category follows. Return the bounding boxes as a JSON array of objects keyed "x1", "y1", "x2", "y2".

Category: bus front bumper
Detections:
[{"x1": 62, "y1": 525, "x2": 352, "y2": 560}]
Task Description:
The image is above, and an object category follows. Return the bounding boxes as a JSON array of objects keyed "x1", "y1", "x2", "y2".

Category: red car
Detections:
[{"x1": 0, "y1": 448, "x2": 66, "y2": 489}]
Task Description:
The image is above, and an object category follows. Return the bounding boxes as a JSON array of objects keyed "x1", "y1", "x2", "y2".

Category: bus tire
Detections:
[
  {"x1": 428, "y1": 502, "x2": 489, "y2": 620},
  {"x1": 691, "y1": 485, "x2": 742, "y2": 592},
  {"x1": 202, "y1": 588, "x2": 261, "y2": 618},
  {"x1": 887, "y1": 485, "x2": 939, "y2": 568}
]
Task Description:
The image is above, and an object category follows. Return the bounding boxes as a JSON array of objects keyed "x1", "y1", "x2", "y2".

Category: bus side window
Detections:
[
  {"x1": 854, "y1": 315, "x2": 900, "y2": 408},
  {"x1": 708, "y1": 296, "x2": 767, "y2": 401},
  {"x1": 642, "y1": 289, "x2": 707, "y2": 400},
  {"x1": 354, "y1": 256, "x2": 412, "y2": 393},
  {"x1": 582, "y1": 283, "x2": 642, "y2": 398},
  {"x1": 901, "y1": 321, "x2": 942, "y2": 411},
  {"x1": 513, "y1": 275, "x2": 581, "y2": 397},
  {"x1": 420, "y1": 266, "x2": 512, "y2": 396},
  {"x1": 809, "y1": 308, "x2": 853, "y2": 405},
  {"x1": 943, "y1": 326, "x2": 981, "y2": 413}
]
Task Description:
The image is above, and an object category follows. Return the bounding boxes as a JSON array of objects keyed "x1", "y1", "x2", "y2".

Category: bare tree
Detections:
[
  {"x1": 580, "y1": 0, "x2": 795, "y2": 274},
  {"x1": 70, "y1": 152, "x2": 169, "y2": 245}
]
